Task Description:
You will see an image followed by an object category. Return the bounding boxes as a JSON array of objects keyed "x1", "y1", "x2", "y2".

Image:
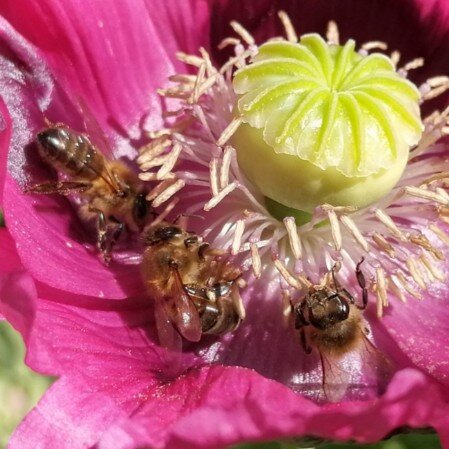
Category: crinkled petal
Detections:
[
  {"x1": 4, "y1": 178, "x2": 145, "y2": 299},
  {"x1": 22, "y1": 291, "x2": 197, "y2": 380},
  {"x1": 0, "y1": 0, "x2": 210, "y2": 138},
  {"x1": 0, "y1": 229, "x2": 36, "y2": 337},
  {"x1": 0, "y1": 94, "x2": 12, "y2": 205},
  {"x1": 9, "y1": 376, "x2": 129, "y2": 449},
  {"x1": 381, "y1": 271, "x2": 449, "y2": 386},
  {"x1": 0, "y1": 18, "x2": 145, "y2": 298},
  {"x1": 10, "y1": 365, "x2": 449, "y2": 449}
]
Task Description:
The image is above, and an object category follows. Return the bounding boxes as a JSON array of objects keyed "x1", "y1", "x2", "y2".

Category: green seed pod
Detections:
[{"x1": 232, "y1": 34, "x2": 423, "y2": 215}]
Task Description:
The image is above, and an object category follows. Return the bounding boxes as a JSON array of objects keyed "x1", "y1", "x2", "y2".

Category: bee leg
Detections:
[
  {"x1": 103, "y1": 216, "x2": 125, "y2": 262},
  {"x1": 25, "y1": 181, "x2": 92, "y2": 195},
  {"x1": 331, "y1": 263, "x2": 342, "y2": 292},
  {"x1": 88, "y1": 208, "x2": 122, "y2": 264},
  {"x1": 174, "y1": 214, "x2": 189, "y2": 231},
  {"x1": 300, "y1": 328, "x2": 312, "y2": 355},
  {"x1": 91, "y1": 209, "x2": 110, "y2": 263},
  {"x1": 356, "y1": 257, "x2": 368, "y2": 310}
]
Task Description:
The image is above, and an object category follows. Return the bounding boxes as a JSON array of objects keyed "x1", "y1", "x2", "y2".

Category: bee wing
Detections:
[
  {"x1": 154, "y1": 298, "x2": 182, "y2": 352},
  {"x1": 319, "y1": 351, "x2": 351, "y2": 402},
  {"x1": 161, "y1": 266, "x2": 202, "y2": 343},
  {"x1": 320, "y1": 335, "x2": 394, "y2": 402},
  {"x1": 75, "y1": 96, "x2": 123, "y2": 193}
]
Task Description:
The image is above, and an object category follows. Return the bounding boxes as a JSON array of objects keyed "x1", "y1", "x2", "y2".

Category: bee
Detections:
[
  {"x1": 25, "y1": 124, "x2": 150, "y2": 263},
  {"x1": 141, "y1": 222, "x2": 245, "y2": 349},
  {"x1": 287, "y1": 259, "x2": 392, "y2": 402}
]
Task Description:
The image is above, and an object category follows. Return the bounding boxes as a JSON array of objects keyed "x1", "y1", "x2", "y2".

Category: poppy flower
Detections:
[{"x1": 1, "y1": 1, "x2": 449, "y2": 448}]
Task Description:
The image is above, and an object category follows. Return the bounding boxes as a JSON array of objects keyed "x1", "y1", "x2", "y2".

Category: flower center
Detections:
[
  {"x1": 231, "y1": 33, "x2": 423, "y2": 216},
  {"x1": 139, "y1": 13, "x2": 449, "y2": 322}
]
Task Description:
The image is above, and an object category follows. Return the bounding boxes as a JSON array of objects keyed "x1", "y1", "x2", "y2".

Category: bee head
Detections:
[
  {"x1": 144, "y1": 224, "x2": 183, "y2": 246},
  {"x1": 307, "y1": 290, "x2": 350, "y2": 330}
]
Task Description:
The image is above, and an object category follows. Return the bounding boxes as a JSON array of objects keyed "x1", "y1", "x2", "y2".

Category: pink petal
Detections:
[
  {"x1": 0, "y1": 17, "x2": 145, "y2": 298},
  {"x1": 10, "y1": 365, "x2": 449, "y2": 449},
  {"x1": 381, "y1": 271, "x2": 449, "y2": 386},
  {"x1": 0, "y1": 227, "x2": 21, "y2": 273},
  {"x1": 22, "y1": 293, "x2": 197, "y2": 380},
  {"x1": 9, "y1": 377, "x2": 129, "y2": 449},
  {"x1": 0, "y1": 1, "x2": 212, "y2": 299},
  {"x1": 4, "y1": 178, "x2": 144, "y2": 299},
  {"x1": 0, "y1": 229, "x2": 34, "y2": 332},
  {"x1": 0, "y1": 94, "x2": 12, "y2": 204},
  {"x1": 0, "y1": 0, "x2": 210, "y2": 138}
]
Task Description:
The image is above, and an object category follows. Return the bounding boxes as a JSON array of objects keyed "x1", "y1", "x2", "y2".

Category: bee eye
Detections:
[{"x1": 133, "y1": 193, "x2": 148, "y2": 225}]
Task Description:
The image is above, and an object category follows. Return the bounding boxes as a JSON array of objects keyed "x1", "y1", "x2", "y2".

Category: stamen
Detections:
[
  {"x1": 176, "y1": 51, "x2": 203, "y2": 67},
  {"x1": 157, "y1": 86, "x2": 190, "y2": 100},
  {"x1": 273, "y1": 258, "x2": 303, "y2": 290},
  {"x1": 231, "y1": 219, "x2": 245, "y2": 255},
  {"x1": 203, "y1": 182, "x2": 238, "y2": 211},
  {"x1": 278, "y1": 10, "x2": 298, "y2": 43},
  {"x1": 196, "y1": 73, "x2": 220, "y2": 99},
  {"x1": 406, "y1": 257, "x2": 427, "y2": 290},
  {"x1": 151, "y1": 197, "x2": 179, "y2": 226},
  {"x1": 169, "y1": 74, "x2": 197, "y2": 84},
  {"x1": 409, "y1": 234, "x2": 444, "y2": 260},
  {"x1": 326, "y1": 20, "x2": 340, "y2": 45},
  {"x1": 420, "y1": 254, "x2": 445, "y2": 282},
  {"x1": 390, "y1": 50, "x2": 401, "y2": 67},
  {"x1": 400, "y1": 57, "x2": 424, "y2": 72},
  {"x1": 372, "y1": 232, "x2": 396, "y2": 258},
  {"x1": 422, "y1": 76, "x2": 449, "y2": 101},
  {"x1": 199, "y1": 48, "x2": 216, "y2": 77},
  {"x1": 395, "y1": 271, "x2": 422, "y2": 300},
  {"x1": 219, "y1": 49, "x2": 254, "y2": 74},
  {"x1": 149, "y1": 179, "x2": 186, "y2": 207},
  {"x1": 284, "y1": 217, "x2": 302, "y2": 259},
  {"x1": 219, "y1": 146, "x2": 233, "y2": 189},
  {"x1": 216, "y1": 117, "x2": 244, "y2": 147},
  {"x1": 250, "y1": 242, "x2": 262, "y2": 278},
  {"x1": 230, "y1": 21, "x2": 255, "y2": 46},
  {"x1": 137, "y1": 138, "x2": 171, "y2": 164},
  {"x1": 430, "y1": 224, "x2": 449, "y2": 247},
  {"x1": 218, "y1": 37, "x2": 241, "y2": 50},
  {"x1": 375, "y1": 267, "x2": 388, "y2": 318},
  {"x1": 157, "y1": 142, "x2": 182, "y2": 180},
  {"x1": 389, "y1": 274, "x2": 407, "y2": 303},
  {"x1": 339, "y1": 214, "x2": 370, "y2": 252},
  {"x1": 404, "y1": 186, "x2": 449, "y2": 205},
  {"x1": 139, "y1": 171, "x2": 176, "y2": 182},
  {"x1": 209, "y1": 158, "x2": 220, "y2": 196},
  {"x1": 326, "y1": 208, "x2": 342, "y2": 251},
  {"x1": 361, "y1": 41, "x2": 388, "y2": 51},
  {"x1": 190, "y1": 62, "x2": 206, "y2": 104},
  {"x1": 374, "y1": 209, "x2": 408, "y2": 241}
]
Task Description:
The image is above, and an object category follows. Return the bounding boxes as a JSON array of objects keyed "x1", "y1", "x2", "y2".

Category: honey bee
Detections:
[
  {"x1": 288, "y1": 259, "x2": 392, "y2": 402},
  {"x1": 25, "y1": 124, "x2": 150, "y2": 263},
  {"x1": 141, "y1": 223, "x2": 245, "y2": 349}
]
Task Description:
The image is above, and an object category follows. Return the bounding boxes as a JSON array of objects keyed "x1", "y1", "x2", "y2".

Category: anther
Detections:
[
  {"x1": 231, "y1": 219, "x2": 245, "y2": 255},
  {"x1": 230, "y1": 21, "x2": 255, "y2": 46},
  {"x1": 278, "y1": 10, "x2": 298, "y2": 43},
  {"x1": 283, "y1": 217, "x2": 302, "y2": 259},
  {"x1": 204, "y1": 182, "x2": 238, "y2": 211},
  {"x1": 250, "y1": 242, "x2": 262, "y2": 278}
]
